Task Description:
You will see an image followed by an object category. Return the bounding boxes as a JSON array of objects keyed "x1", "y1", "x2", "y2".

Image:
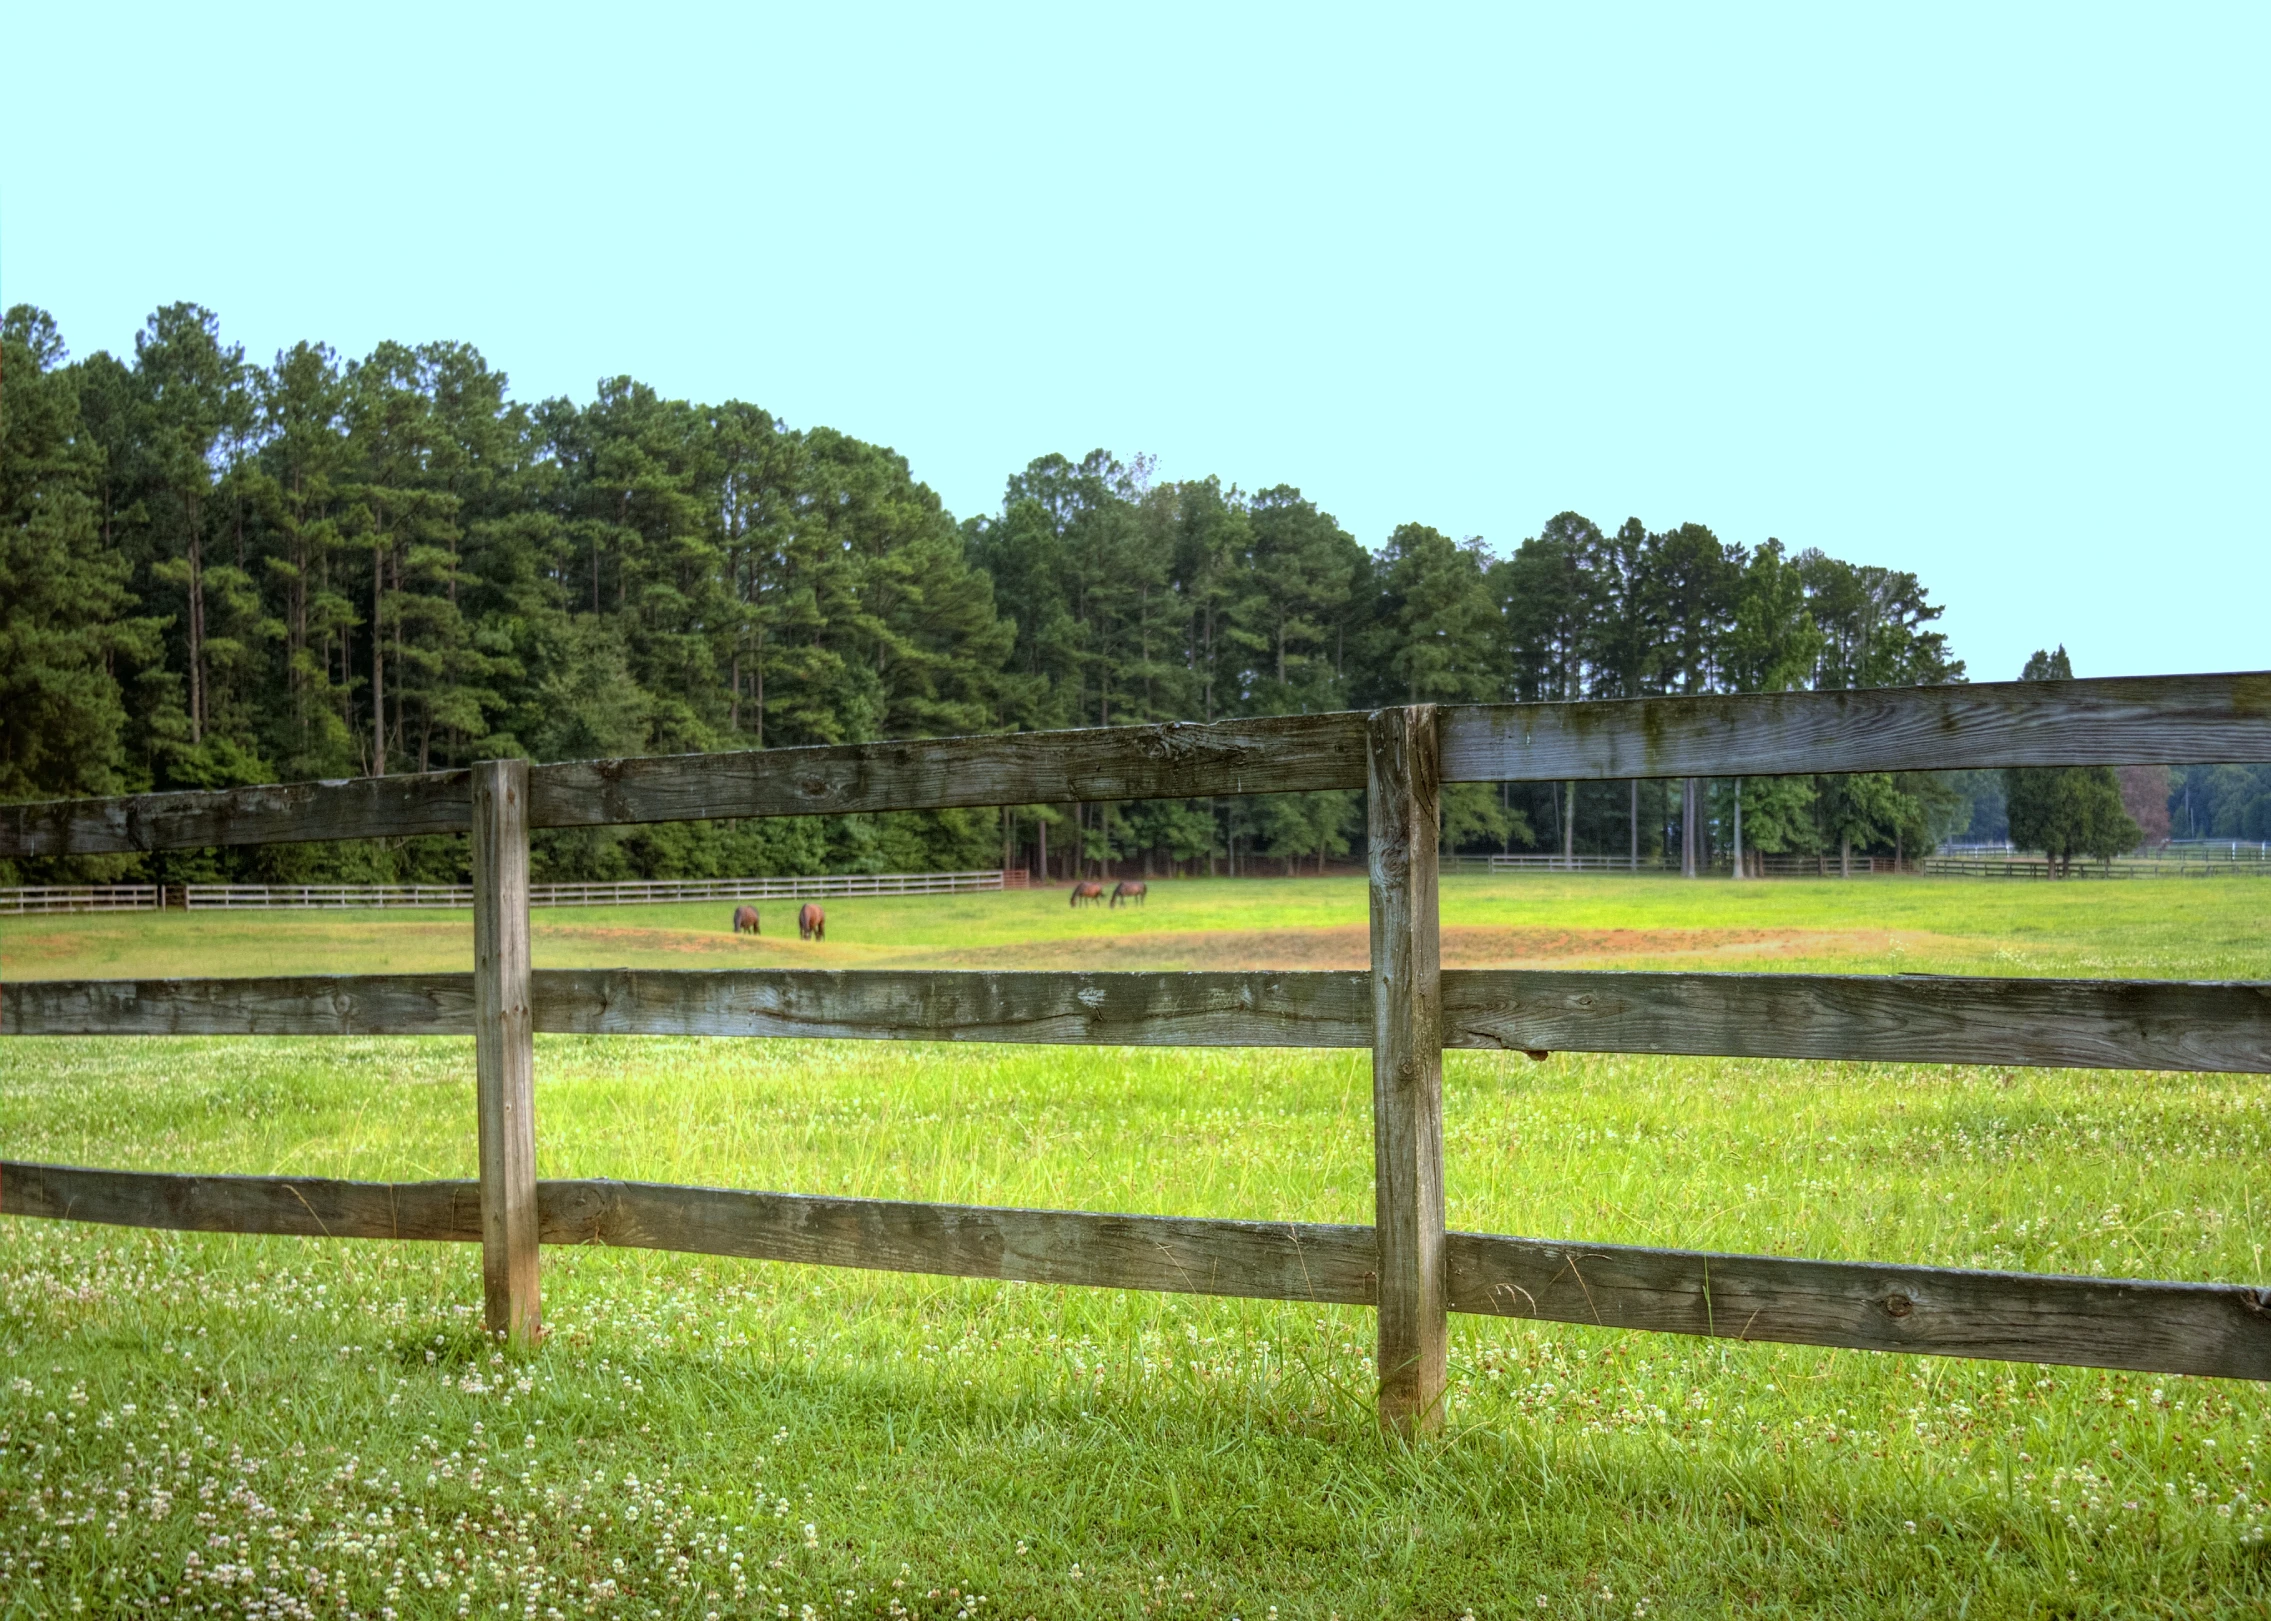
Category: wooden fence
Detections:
[
  {"x1": 182, "y1": 883, "x2": 476, "y2": 909},
  {"x1": 170, "y1": 871, "x2": 1011, "y2": 910},
  {"x1": 0, "y1": 885, "x2": 161, "y2": 914},
  {"x1": 4, "y1": 672, "x2": 2270, "y2": 1435},
  {"x1": 1921, "y1": 855, "x2": 2271, "y2": 880}
]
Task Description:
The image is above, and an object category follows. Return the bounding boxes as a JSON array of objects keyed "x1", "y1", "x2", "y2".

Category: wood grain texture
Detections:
[
  {"x1": 540, "y1": 1180, "x2": 1380, "y2": 1302},
  {"x1": 0, "y1": 974, "x2": 478, "y2": 1035},
  {"x1": 0, "y1": 716, "x2": 1366, "y2": 857},
  {"x1": 523, "y1": 711, "x2": 1370, "y2": 828},
  {"x1": 0, "y1": 1162, "x2": 1376, "y2": 1302},
  {"x1": 0, "y1": 1160, "x2": 482, "y2": 1240},
  {"x1": 534, "y1": 968, "x2": 1373, "y2": 1045},
  {"x1": 1369, "y1": 705, "x2": 1448, "y2": 1434},
  {"x1": 0, "y1": 769, "x2": 470, "y2": 857},
  {"x1": 472, "y1": 759, "x2": 540, "y2": 1350},
  {"x1": 1446, "y1": 1231, "x2": 2271, "y2": 1381},
  {"x1": 0, "y1": 970, "x2": 1369, "y2": 1044},
  {"x1": 6, "y1": 1158, "x2": 2262, "y2": 1380},
  {"x1": 1442, "y1": 970, "x2": 2271, "y2": 1073},
  {"x1": 10, "y1": 968, "x2": 2262, "y2": 1073},
  {"x1": 9, "y1": 673, "x2": 2263, "y2": 855},
  {"x1": 1441, "y1": 671, "x2": 2271, "y2": 783}
]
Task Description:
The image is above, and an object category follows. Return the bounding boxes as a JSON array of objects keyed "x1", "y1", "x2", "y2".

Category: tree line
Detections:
[{"x1": 5, "y1": 301, "x2": 2236, "y2": 884}]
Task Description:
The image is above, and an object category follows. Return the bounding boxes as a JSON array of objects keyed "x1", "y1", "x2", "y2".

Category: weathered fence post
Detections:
[
  {"x1": 472, "y1": 758, "x2": 540, "y2": 1350},
  {"x1": 1368, "y1": 704, "x2": 1446, "y2": 1435}
]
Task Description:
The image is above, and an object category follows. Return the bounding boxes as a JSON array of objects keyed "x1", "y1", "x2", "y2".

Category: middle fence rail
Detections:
[{"x1": 3, "y1": 670, "x2": 2270, "y2": 1433}]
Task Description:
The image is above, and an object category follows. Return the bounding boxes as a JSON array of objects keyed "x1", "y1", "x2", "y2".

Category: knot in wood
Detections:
[
  {"x1": 1882, "y1": 1293, "x2": 1915, "y2": 1319},
  {"x1": 1135, "y1": 724, "x2": 1234, "y2": 763}
]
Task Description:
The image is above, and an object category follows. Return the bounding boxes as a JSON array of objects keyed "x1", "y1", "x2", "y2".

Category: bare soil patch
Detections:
[{"x1": 880, "y1": 925, "x2": 1962, "y2": 972}]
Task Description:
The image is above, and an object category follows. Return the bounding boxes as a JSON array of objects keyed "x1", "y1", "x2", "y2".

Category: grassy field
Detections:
[
  {"x1": 9, "y1": 870, "x2": 2268, "y2": 979},
  {"x1": 2, "y1": 875, "x2": 2268, "y2": 1617}
]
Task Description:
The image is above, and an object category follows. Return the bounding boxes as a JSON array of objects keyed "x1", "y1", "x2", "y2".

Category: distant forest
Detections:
[{"x1": 4, "y1": 303, "x2": 2264, "y2": 883}]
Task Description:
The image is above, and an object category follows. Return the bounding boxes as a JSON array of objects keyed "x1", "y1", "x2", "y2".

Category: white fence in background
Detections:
[
  {"x1": 0, "y1": 885, "x2": 162, "y2": 915},
  {"x1": 1445, "y1": 854, "x2": 1666, "y2": 873},
  {"x1": 183, "y1": 884, "x2": 473, "y2": 909},
  {"x1": 1921, "y1": 855, "x2": 2271, "y2": 880},
  {"x1": 1443, "y1": 853, "x2": 1891, "y2": 876},
  {"x1": 1, "y1": 874, "x2": 1014, "y2": 912},
  {"x1": 172, "y1": 871, "x2": 1010, "y2": 910},
  {"x1": 2153, "y1": 840, "x2": 2271, "y2": 863},
  {"x1": 524, "y1": 871, "x2": 1008, "y2": 906}
]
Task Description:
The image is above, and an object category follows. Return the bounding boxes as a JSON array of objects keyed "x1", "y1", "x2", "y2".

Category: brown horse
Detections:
[
  {"x1": 732, "y1": 904, "x2": 760, "y2": 935},
  {"x1": 1109, "y1": 880, "x2": 1147, "y2": 908},
  {"x1": 1070, "y1": 881, "x2": 1105, "y2": 907},
  {"x1": 798, "y1": 901, "x2": 826, "y2": 941}
]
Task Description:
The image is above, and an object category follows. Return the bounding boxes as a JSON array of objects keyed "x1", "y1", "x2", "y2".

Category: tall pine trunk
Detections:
[
  {"x1": 186, "y1": 494, "x2": 206, "y2": 743},
  {"x1": 371, "y1": 536, "x2": 386, "y2": 776}
]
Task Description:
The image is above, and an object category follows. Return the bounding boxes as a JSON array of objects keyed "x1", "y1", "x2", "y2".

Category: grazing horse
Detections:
[
  {"x1": 798, "y1": 901, "x2": 826, "y2": 941},
  {"x1": 1070, "y1": 881, "x2": 1105, "y2": 907},
  {"x1": 1109, "y1": 880, "x2": 1147, "y2": 908},
  {"x1": 732, "y1": 904, "x2": 760, "y2": 935}
]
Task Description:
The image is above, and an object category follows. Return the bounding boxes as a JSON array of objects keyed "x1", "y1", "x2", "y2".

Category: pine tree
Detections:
[
  {"x1": 0, "y1": 307, "x2": 158, "y2": 839},
  {"x1": 2004, "y1": 647, "x2": 2139, "y2": 874}
]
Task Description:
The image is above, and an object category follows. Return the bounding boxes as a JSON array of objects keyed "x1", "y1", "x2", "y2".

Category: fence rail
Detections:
[
  {"x1": 5, "y1": 672, "x2": 2270, "y2": 1435},
  {"x1": 2158, "y1": 840, "x2": 2271, "y2": 862},
  {"x1": 8, "y1": 672, "x2": 2270, "y2": 859},
  {"x1": 183, "y1": 883, "x2": 473, "y2": 909},
  {"x1": 170, "y1": 871, "x2": 1010, "y2": 910},
  {"x1": 0, "y1": 885, "x2": 160, "y2": 914},
  {"x1": 1449, "y1": 854, "x2": 1664, "y2": 873},
  {"x1": 12, "y1": 967, "x2": 2264, "y2": 1073},
  {"x1": 1920, "y1": 857, "x2": 2271, "y2": 880},
  {"x1": 4, "y1": 1160, "x2": 2265, "y2": 1382},
  {"x1": 529, "y1": 870, "x2": 1006, "y2": 905}
]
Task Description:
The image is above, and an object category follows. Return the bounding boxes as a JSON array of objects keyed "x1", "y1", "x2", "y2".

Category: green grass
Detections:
[
  {"x1": 10, "y1": 870, "x2": 2268, "y2": 979},
  {"x1": 3, "y1": 876, "x2": 2269, "y2": 1617}
]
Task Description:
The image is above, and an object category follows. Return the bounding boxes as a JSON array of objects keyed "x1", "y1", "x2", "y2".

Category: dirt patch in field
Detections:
[
  {"x1": 0, "y1": 928, "x2": 86, "y2": 959},
  {"x1": 533, "y1": 923, "x2": 788, "y2": 959},
  {"x1": 1442, "y1": 925, "x2": 1944, "y2": 966},
  {"x1": 892, "y1": 925, "x2": 1959, "y2": 971}
]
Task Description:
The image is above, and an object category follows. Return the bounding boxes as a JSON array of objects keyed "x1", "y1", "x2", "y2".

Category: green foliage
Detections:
[
  {"x1": 1720, "y1": 775, "x2": 1818, "y2": 855},
  {"x1": 1367, "y1": 522, "x2": 1500, "y2": 704},
  {"x1": 2003, "y1": 648, "x2": 2142, "y2": 873},
  {"x1": 2, "y1": 302, "x2": 1981, "y2": 878},
  {"x1": 2172, "y1": 763, "x2": 2271, "y2": 841},
  {"x1": 2006, "y1": 766, "x2": 2140, "y2": 871},
  {"x1": 0, "y1": 312, "x2": 148, "y2": 804}
]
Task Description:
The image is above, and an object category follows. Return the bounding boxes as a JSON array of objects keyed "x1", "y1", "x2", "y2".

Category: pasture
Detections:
[{"x1": 3, "y1": 874, "x2": 2268, "y2": 1616}]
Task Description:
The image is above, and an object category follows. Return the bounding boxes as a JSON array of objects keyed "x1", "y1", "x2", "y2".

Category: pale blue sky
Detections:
[{"x1": 4, "y1": 4, "x2": 2262, "y2": 683}]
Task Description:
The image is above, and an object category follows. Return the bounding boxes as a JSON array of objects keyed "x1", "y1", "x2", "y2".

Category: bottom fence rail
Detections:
[{"x1": 2, "y1": 1160, "x2": 2266, "y2": 1381}]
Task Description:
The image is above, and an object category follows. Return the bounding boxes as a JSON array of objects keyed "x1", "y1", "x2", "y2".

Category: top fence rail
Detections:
[{"x1": 5, "y1": 673, "x2": 2268, "y2": 857}]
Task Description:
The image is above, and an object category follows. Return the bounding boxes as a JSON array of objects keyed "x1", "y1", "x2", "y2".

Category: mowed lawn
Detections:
[{"x1": 2, "y1": 875, "x2": 2268, "y2": 1617}]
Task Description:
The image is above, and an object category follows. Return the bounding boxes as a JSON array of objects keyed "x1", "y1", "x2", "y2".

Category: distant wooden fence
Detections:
[{"x1": 5, "y1": 673, "x2": 2271, "y2": 1435}]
